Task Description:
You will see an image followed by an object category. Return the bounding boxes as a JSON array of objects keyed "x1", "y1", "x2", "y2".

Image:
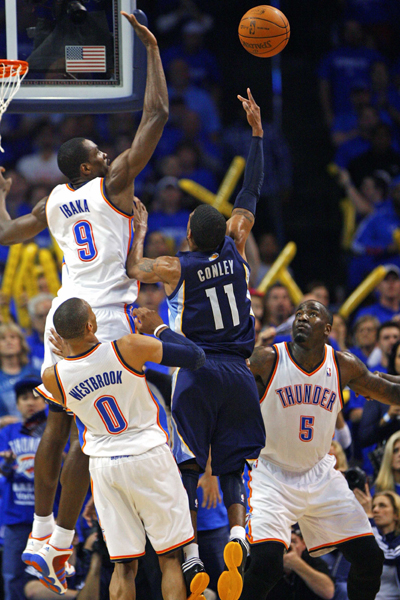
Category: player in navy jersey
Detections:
[{"x1": 128, "y1": 88, "x2": 266, "y2": 600}]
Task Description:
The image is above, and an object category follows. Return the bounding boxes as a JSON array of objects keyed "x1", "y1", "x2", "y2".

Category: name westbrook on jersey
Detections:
[{"x1": 68, "y1": 369, "x2": 123, "y2": 400}]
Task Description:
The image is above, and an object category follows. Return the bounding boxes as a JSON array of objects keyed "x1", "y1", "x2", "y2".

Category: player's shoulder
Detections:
[{"x1": 335, "y1": 349, "x2": 367, "y2": 379}]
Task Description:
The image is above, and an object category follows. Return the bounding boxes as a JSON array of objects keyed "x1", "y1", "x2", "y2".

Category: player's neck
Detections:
[
  {"x1": 290, "y1": 341, "x2": 326, "y2": 371},
  {"x1": 67, "y1": 336, "x2": 100, "y2": 358}
]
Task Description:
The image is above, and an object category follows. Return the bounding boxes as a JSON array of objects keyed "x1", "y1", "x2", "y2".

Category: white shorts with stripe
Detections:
[
  {"x1": 247, "y1": 453, "x2": 373, "y2": 556},
  {"x1": 42, "y1": 300, "x2": 134, "y2": 374},
  {"x1": 89, "y1": 444, "x2": 194, "y2": 561}
]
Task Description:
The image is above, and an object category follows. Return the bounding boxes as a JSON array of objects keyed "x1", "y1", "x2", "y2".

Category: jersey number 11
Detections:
[{"x1": 205, "y1": 284, "x2": 240, "y2": 330}]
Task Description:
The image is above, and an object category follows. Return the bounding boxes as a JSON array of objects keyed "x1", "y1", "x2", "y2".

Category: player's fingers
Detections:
[
  {"x1": 237, "y1": 95, "x2": 246, "y2": 102},
  {"x1": 247, "y1": 87, "x2": 254, "y2": 101}
]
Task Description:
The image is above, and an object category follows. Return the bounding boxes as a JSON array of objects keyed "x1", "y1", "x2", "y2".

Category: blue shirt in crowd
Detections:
[{"x1": 0, "y1": 365, "x2": 41, "y2": 418}]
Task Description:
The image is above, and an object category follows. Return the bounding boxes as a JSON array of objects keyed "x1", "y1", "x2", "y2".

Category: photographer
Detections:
[
  {"x1": 266, "y1": 527, "x2": 335, "y2": 600},
  {"x1": 354, "y1": 487, "x2": 400, "y2": 600}
]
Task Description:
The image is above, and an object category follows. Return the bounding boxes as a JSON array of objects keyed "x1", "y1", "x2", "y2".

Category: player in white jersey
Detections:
[
  {"x1": 33, "y1": 298, "x2": 207, "y2": 600},
  {"x1": 241, "y1": 299, "x2": 400, "y2": 600},
  {"x1": 0, "y1": 12, "x2": 169, "y2": 593}
]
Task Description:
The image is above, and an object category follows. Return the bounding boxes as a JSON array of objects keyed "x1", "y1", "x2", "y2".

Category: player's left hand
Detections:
[
  {"x1": 198, "y1": 472, "x2": 222, "y2": 509},
  {"x1": 121, "y1": 12, "x2": 158, "y2": 49},
  {"x1": 133, "y1": 198, "x2": 148, "y2": 233},
  {"x1": 132, "y1": 307, "x2": 166, "y2": 335},
  {"x1": 49, "y1": 328, "x2": 70, "y2": 359},
  {"x1": 237, "y1": 88, "x2": 263, "y2": 137}
]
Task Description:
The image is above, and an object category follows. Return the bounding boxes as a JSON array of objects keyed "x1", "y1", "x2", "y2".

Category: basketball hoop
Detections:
[{"x1": 0, "y1": 60, "x2": 29, "y2": 153}]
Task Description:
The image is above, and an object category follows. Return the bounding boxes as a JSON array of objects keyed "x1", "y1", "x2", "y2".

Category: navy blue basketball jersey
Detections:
[{"x1": 167, "y1": 236, "x2": 255, "y2": 357}]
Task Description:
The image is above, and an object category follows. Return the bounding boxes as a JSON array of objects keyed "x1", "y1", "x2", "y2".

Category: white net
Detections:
[{"x1": 0, "y1": 61, "x2": 29, "y2": 153}]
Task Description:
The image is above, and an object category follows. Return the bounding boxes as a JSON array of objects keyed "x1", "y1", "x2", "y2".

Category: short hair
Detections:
[
  {"x1": 378, "y1": 320, "x2": 400, "y2": 339},
  {"x1": 53, "y1": 298, "x2": 90, "y2": 339},
  {"x1": 189, "y1": 205, "x2": 226, "y2": 251},
  {"x1": 28, "y1": 293, "x2": 54, "y2": 320},
  {"x1": 297, "y1": 300, "x2": 333, "y2": 326},
  {"x1": 57, "y1": 138, "x2": 90, "y2": 181}
]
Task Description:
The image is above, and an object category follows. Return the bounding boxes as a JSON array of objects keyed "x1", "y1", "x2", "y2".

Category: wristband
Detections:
[
  {"x1": 383, "y1": 412, "x2": 392, "y2": 423},
  {"x1": 154, "y1": 324, "x2": 168, "y2": 338}
]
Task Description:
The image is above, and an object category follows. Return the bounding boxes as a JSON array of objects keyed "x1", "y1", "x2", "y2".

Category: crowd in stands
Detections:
[{"x1": 2, "y1": 0, "x2": 400, "y2": 598}]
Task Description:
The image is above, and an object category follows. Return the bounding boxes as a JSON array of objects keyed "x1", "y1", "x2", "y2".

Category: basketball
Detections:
[{"x1": 238, "y1": 5, "x2": 290, "y2": 58}]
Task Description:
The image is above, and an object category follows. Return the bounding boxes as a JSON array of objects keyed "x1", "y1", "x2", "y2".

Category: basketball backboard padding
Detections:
[{"x1": 5, "y1": 1, "x2": 147, "y2": 114}]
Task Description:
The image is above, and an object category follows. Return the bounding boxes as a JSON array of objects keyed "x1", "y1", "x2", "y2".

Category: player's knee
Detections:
[
  {"x1": 219, "y1": 468, "x2": 246, "y2": 509},
  {"x1": 248, "y1": 542, "x2": 284, "y2": 586},
  {"x1": 180, "y1": 468, "x2": 200, "y2": 512}
]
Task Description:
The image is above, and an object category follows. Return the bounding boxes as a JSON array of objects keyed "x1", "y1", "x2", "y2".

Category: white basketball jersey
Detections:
[
  {"x1": 46, "y1": 178, "x2": 138, "y2": 308},
  {"x1": 259, "y1": 342, "x2": 343, "y2": 472},
  {"x1": 55, "y1": 342, "x2": 168, "y2": 457}
]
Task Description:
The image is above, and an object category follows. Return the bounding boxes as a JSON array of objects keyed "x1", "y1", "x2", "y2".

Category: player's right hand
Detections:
[
  {"x1": 121, "y1": 12, "x2": 158, "y2": 49},
  {"x1": 132, "y1": 307, "x2": 166, "y2": 335},
  {"x1": 133, "y1": 198, "x2": 148, "y2": 232},
  {"x1": 0, "y1": 167, "x2": 12, "y2": 195}
]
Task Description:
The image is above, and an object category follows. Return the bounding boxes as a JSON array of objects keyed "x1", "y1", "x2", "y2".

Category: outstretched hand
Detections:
[
  {"x1": 49, "y1": 328, "x2": 71, "y2": 359},
  {"x1": 237, "y1": 88, "x2": 263, "y2": 137},
  {"x1": 121, "y1": 11, "x2": 158, "y2": 49},
  {"x1": 0, "y1": 167, "x2": 12, "y2": 196}
]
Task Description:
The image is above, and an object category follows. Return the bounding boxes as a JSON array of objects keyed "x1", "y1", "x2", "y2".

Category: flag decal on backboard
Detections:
[{"x1": 65, "y1": 46, "x2": 106, "y2": 72}]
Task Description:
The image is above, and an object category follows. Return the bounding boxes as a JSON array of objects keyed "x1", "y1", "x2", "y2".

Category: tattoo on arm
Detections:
[
  {"x1": 232, "y1": 208, "x2": 255, "y2": 224},
  {"x1": 138, "y1": 258, "x2": 155, "y2": 273}
]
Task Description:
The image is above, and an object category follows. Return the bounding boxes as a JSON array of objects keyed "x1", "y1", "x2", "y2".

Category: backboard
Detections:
[{"x1": 1, "y1": 0, "x2": 147, "y2": 113}]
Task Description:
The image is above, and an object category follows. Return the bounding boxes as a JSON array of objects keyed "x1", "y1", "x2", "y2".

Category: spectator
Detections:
[
  {"x1": 26, "y1": 293, "x2": 54, "y2": 373},
  {"x1": 175, "y1": 140, "x2": 218, "y2": 192},
  {"x1": 350, "y1": 180, "x2": 400, "y2": 287},
  {"x1": 354, "y1": 488, "x2": 400, "y2": 600},
  {"x1": 254, "y1": 233, "x2": 280, "y2": 287},
  {"x1": 334, "y1": 105, "x2": 382, "y2": 170},
  {"x1": 348, "y1": 123, "x2": 400, "y2": 188},
  {"x1": 144, "y1": 231, "x2": 174, "y2": 259},
  {"x1": 167, "y1": 58, "x2": 221, "y2": 141},
  {"x1": 370, "y1": 61, "x2": 400, "y2": 135},
  {"x1": 0, "y1": 376, "x2": 44, "y2": 600},
  {"x1": 147, "y1": 176, "x2": 191, "y2": 249},
  {"x1": 0, "y1": 323, "x2": 40, "y2": 423},
  {"x1": 330, "y1": 440, "x2": 349, "y2": 472},
  {"x1": 161, "y1": 19, "x2": 220, "y2": 93},
  {"x1": 266, "y1": 526, "x2": 335, "y2": 600},
  {"x1": 305, "y1": 281, "x2": 330, "y2": 308},
  {"x1": 353, "y1": 266, "x2": 400, "y2": 325},
  {"x1": 336, "y1": 169, "x2": 389, "y2": 218},
  {"x1": 373, "y1": 431, "x2": 400, "y2": 496},
  {"x1": 318, "y1": 20, "x2": 384, "y2": 127},
  {"x1": 348, "y1": 315, "x2": 379, "y2": 365},
  {"x1": 249, "y1": 289, "x2": 265, "y2": 323},
  {"x1": 16, "y1": 122, "x2": 62, "y2": 185},
  {"x1": 330, "y1": 313, "x2": 349, "y2": 352},
  {"x1": 359, "y1": 330, "x2": 400, "y2": 453},
  {"x1": 263, "y1": 283, "x2": 294, "y2": 328}
]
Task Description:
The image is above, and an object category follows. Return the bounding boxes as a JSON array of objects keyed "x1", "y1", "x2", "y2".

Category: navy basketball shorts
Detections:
[{"x1": 170, "y1": 354, "x2": 266, "y2": 475}]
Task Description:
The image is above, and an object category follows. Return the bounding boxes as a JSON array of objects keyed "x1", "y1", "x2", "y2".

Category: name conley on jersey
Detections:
[
  {"x1": 69, "y1": 370, "x2": 123, "y2": 401},
  {"x1": 197, "y1": 260, "x2": 234, "y2": 282}
]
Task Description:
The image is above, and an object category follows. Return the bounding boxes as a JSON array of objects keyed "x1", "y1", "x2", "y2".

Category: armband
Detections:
[{"x1": 233, "y1": 136, "x2": 264, "y2": 216}]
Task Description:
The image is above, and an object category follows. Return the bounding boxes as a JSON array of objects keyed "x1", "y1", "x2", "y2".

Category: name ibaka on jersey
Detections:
[
  {"x1": 69, "y1": 370, "x2": 122, "y2": 401},
  {"x1": 275, "y1": 384, "x2": 337, "y2": 412},
  {"x1": 59, "y1": 199, "x2": 90, "y2": 219}
]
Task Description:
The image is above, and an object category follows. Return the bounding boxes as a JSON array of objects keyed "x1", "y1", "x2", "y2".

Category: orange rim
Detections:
[{"x1": 0, "y1": 60, "x2": 29, "y2": 78}]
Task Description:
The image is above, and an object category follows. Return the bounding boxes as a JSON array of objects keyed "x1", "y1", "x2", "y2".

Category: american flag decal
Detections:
[{"x1": 65, "y1": 46, "x2": 106, "y2": 72}]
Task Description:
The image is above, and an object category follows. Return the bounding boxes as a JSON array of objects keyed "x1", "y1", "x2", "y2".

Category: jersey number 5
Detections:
[
  {"x1": 205, "y1": 284, "x2": 240, "y2": 330},
  {"x1": 95, "y1": 396, "x2": 128, "y2": 434},
  {"x1": 299, "y1": 415, "x2": 314, "y2": 442},
  {"x1": 73, "y1": 220, "x2": 98, "y2": 262}
]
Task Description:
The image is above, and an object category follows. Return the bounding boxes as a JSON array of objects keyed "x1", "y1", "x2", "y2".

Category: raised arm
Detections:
[
  {"x1": 226, "y1": 88, "x2": 264, "y2": 259},
  {"x1": 105, "y1": 12, "x2": 168, "y2": 209},
  {"x1": 126, "y1": 200, "x2": 181, "y2": 291},
  {"x1": 338, "y1": 351, "x2": 400, "y2": 406},
  {"x1": 119, "y1": 307, "x2": 205, "y2": 371},
  {"x1": 0, "y1": 168, "x2": 47, "y2": 244}
]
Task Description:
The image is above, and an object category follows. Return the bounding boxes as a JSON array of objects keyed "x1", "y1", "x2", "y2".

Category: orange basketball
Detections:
[{"x1": 238, "y1": 5, "x2": 290, "y2": 58}]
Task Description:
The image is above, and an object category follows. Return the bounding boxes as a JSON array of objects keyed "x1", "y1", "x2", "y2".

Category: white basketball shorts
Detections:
[
  {"x1": 247, "y1": 453, "x2": 373, "y2": 556},
  {"x1": 43, "y1": 300, "x2": 135, "y2": 374},
  {"x1": 89, "y1": 444, "x2": 194, "y2": 561}
]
